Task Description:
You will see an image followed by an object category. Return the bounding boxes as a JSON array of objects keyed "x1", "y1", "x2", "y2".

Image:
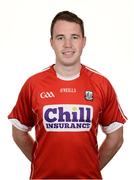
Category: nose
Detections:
[{"x1": 63, "y1": 39, "x2": 72, "y2": 48}]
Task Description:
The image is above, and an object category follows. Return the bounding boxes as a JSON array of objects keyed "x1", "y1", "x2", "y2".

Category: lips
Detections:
[{"x1": 62, "y1": 50, "x2": 75, "y2": 57}]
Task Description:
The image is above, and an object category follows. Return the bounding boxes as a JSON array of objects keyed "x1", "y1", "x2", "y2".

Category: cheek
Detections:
[
  {"x1": 75, "y1": 40, "x2": 85, "y2": 49},
  {"x1": 54, "y1": 43, "x2": 63, "y2": 50},
  {"x1": 53, "y1": 46, "x2": 63, "y2": 56},
  {"x1": 76, "y1": 44, "x2": 85, "y2": 51}
]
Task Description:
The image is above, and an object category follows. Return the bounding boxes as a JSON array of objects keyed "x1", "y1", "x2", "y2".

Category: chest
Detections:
[{"x1": 31, "y1": 80, "x2": 103, "y2": 132}]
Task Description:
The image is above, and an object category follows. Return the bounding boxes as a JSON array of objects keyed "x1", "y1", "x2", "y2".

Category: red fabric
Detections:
[{"x1": 8, "y1": 64, "x2": 126, "y2": 179}]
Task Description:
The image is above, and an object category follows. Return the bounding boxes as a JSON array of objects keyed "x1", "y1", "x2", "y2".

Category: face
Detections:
[{"x1": 50, "y1": 20, "x2": 86, "y2": 66}]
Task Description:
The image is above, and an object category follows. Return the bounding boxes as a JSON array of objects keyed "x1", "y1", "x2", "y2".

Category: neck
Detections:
[{"x1": 54, "y1": 62, "x2": 81, "y2": 78}]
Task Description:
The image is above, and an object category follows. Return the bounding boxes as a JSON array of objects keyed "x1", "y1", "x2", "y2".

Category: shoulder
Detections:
[
  {"x1": 29, "y1": 66, "x2": 52, "y2": 81},
  {"x1": 82, "y1": 65, "x2": 115, "y2": 97},
  {"x1": 83, "y1": 65, "x2": 110, "y2": 85},
  {"x1": 20, "y1": 65, "x2": 53, "y2": 91},
  {"x1": 25, "y1": 66, "x2": 52, "y2": 84}
]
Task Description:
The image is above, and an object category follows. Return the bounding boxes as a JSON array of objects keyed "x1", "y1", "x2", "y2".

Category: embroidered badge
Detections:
[{"x1": 85, "y1": 91, "x2": 93, "y2": 101}]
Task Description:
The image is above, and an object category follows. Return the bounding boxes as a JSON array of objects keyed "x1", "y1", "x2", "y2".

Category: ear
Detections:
[
  {"x1": 50, "y1": 38, "x2": 54, "y2": 48},
  {"x1": 83, "y1": 36, "x2": 86, "y2": 48}
]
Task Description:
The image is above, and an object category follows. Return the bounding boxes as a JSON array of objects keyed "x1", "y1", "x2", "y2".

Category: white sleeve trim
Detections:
[
  {"x1": 102, "y1": 122, "x2": 123, "y2": 134},
  {"x1": 10, "y1": 118, "x2": 32, "y2": 132}
]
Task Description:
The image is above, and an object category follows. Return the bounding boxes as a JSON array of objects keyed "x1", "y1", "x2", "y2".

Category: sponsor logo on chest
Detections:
[
  {"x1": 60, "y1": 88, "x2": 76, "y2": 93},
  {"x1": 43, "y1": 104, "x2": 93, "y2": 132}
]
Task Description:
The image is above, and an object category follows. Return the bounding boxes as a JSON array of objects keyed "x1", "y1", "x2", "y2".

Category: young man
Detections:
[{"x1": 8, "y1": 11, "x2": 127, "y2": 179}]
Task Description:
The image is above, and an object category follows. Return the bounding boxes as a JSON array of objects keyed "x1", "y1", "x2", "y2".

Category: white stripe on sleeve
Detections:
[
  {"x1": 10, "y1": 118, "x2": 32, "y2": 132},
  {"x1": 102, "y1": 122, "x2": 123, "y2": 134}
]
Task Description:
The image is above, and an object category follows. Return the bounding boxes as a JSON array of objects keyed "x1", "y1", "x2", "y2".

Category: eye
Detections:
[
  {"x1": 56, "y1": 36, "x2": 64, "y2": 40},
  {"x1": 72, "y1": 35, "x2": 79, "y2": 40}
]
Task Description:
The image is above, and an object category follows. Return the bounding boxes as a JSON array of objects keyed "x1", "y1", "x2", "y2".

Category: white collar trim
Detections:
[{"x1": 56, "y1": 72, "x2": 80, "y2": 81}]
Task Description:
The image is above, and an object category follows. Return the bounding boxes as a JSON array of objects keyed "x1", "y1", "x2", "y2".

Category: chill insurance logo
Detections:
[{"x1": 43, "y1": 104, "x2": 93, "y2": 132}]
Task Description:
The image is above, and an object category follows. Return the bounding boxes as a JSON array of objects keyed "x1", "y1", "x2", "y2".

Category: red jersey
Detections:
[{"x1": 8, "y1": 64, "x2": 127, "y2": 179}]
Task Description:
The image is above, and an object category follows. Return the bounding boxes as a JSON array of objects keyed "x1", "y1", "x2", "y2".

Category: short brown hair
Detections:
[{"x1": 50, "y1": 11, "x2": 85, "y2": 38}]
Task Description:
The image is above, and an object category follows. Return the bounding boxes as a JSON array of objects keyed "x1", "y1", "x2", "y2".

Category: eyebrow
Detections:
[
  {"x1": 55, "y1": 34, "x2": 64, "y2": 38},
  {"x1": 71, "y1": 34, "x2": 80, "y2": 37},
  {"x1": 55, "y1": 34, "x2": 80, "y2": 38}
]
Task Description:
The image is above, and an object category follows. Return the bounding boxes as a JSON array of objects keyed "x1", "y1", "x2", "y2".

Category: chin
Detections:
[
  {"x1": 62, "y1": 61, "x2": 79, "y2": 66},
  {"x1": 59, "y1": 57, "x2": 80, "y2": 66}
]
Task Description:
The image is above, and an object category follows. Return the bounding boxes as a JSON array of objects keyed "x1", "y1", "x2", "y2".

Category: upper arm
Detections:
[
  {"x1": 106, "y1": 126, "x2": 124, "y2": 147},
  {"x1": 12, "y1": 125, "x2": 28, "y2": 141},
  {"x1": 99, "y1": 78, "x2": 127, "y2": 134},
  {"x1": 8, "y1": 79, "x2": 35, "y2": 131}
]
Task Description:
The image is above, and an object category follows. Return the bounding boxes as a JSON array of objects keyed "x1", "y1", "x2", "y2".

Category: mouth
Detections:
[{"x1": 62, "y1": 50, "x2": 75, "y2": 57}]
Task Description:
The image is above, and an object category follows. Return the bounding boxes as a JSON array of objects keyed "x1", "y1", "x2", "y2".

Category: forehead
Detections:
[{"x1": 53, "y1": 20, "x2": 82, "y2": 35}]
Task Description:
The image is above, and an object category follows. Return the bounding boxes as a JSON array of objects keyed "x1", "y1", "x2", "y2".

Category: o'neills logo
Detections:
[{"x1": 43, "y1": 104, "x2": 93, "y2": 132}]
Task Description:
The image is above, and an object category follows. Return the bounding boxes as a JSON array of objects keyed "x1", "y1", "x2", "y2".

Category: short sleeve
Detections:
[
  {"x1": 99, "y1": 78, "x2": 127, "y2": 134},
  {"x1": 8, "y1": 79, "x2": 35, "y2": 132}
]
